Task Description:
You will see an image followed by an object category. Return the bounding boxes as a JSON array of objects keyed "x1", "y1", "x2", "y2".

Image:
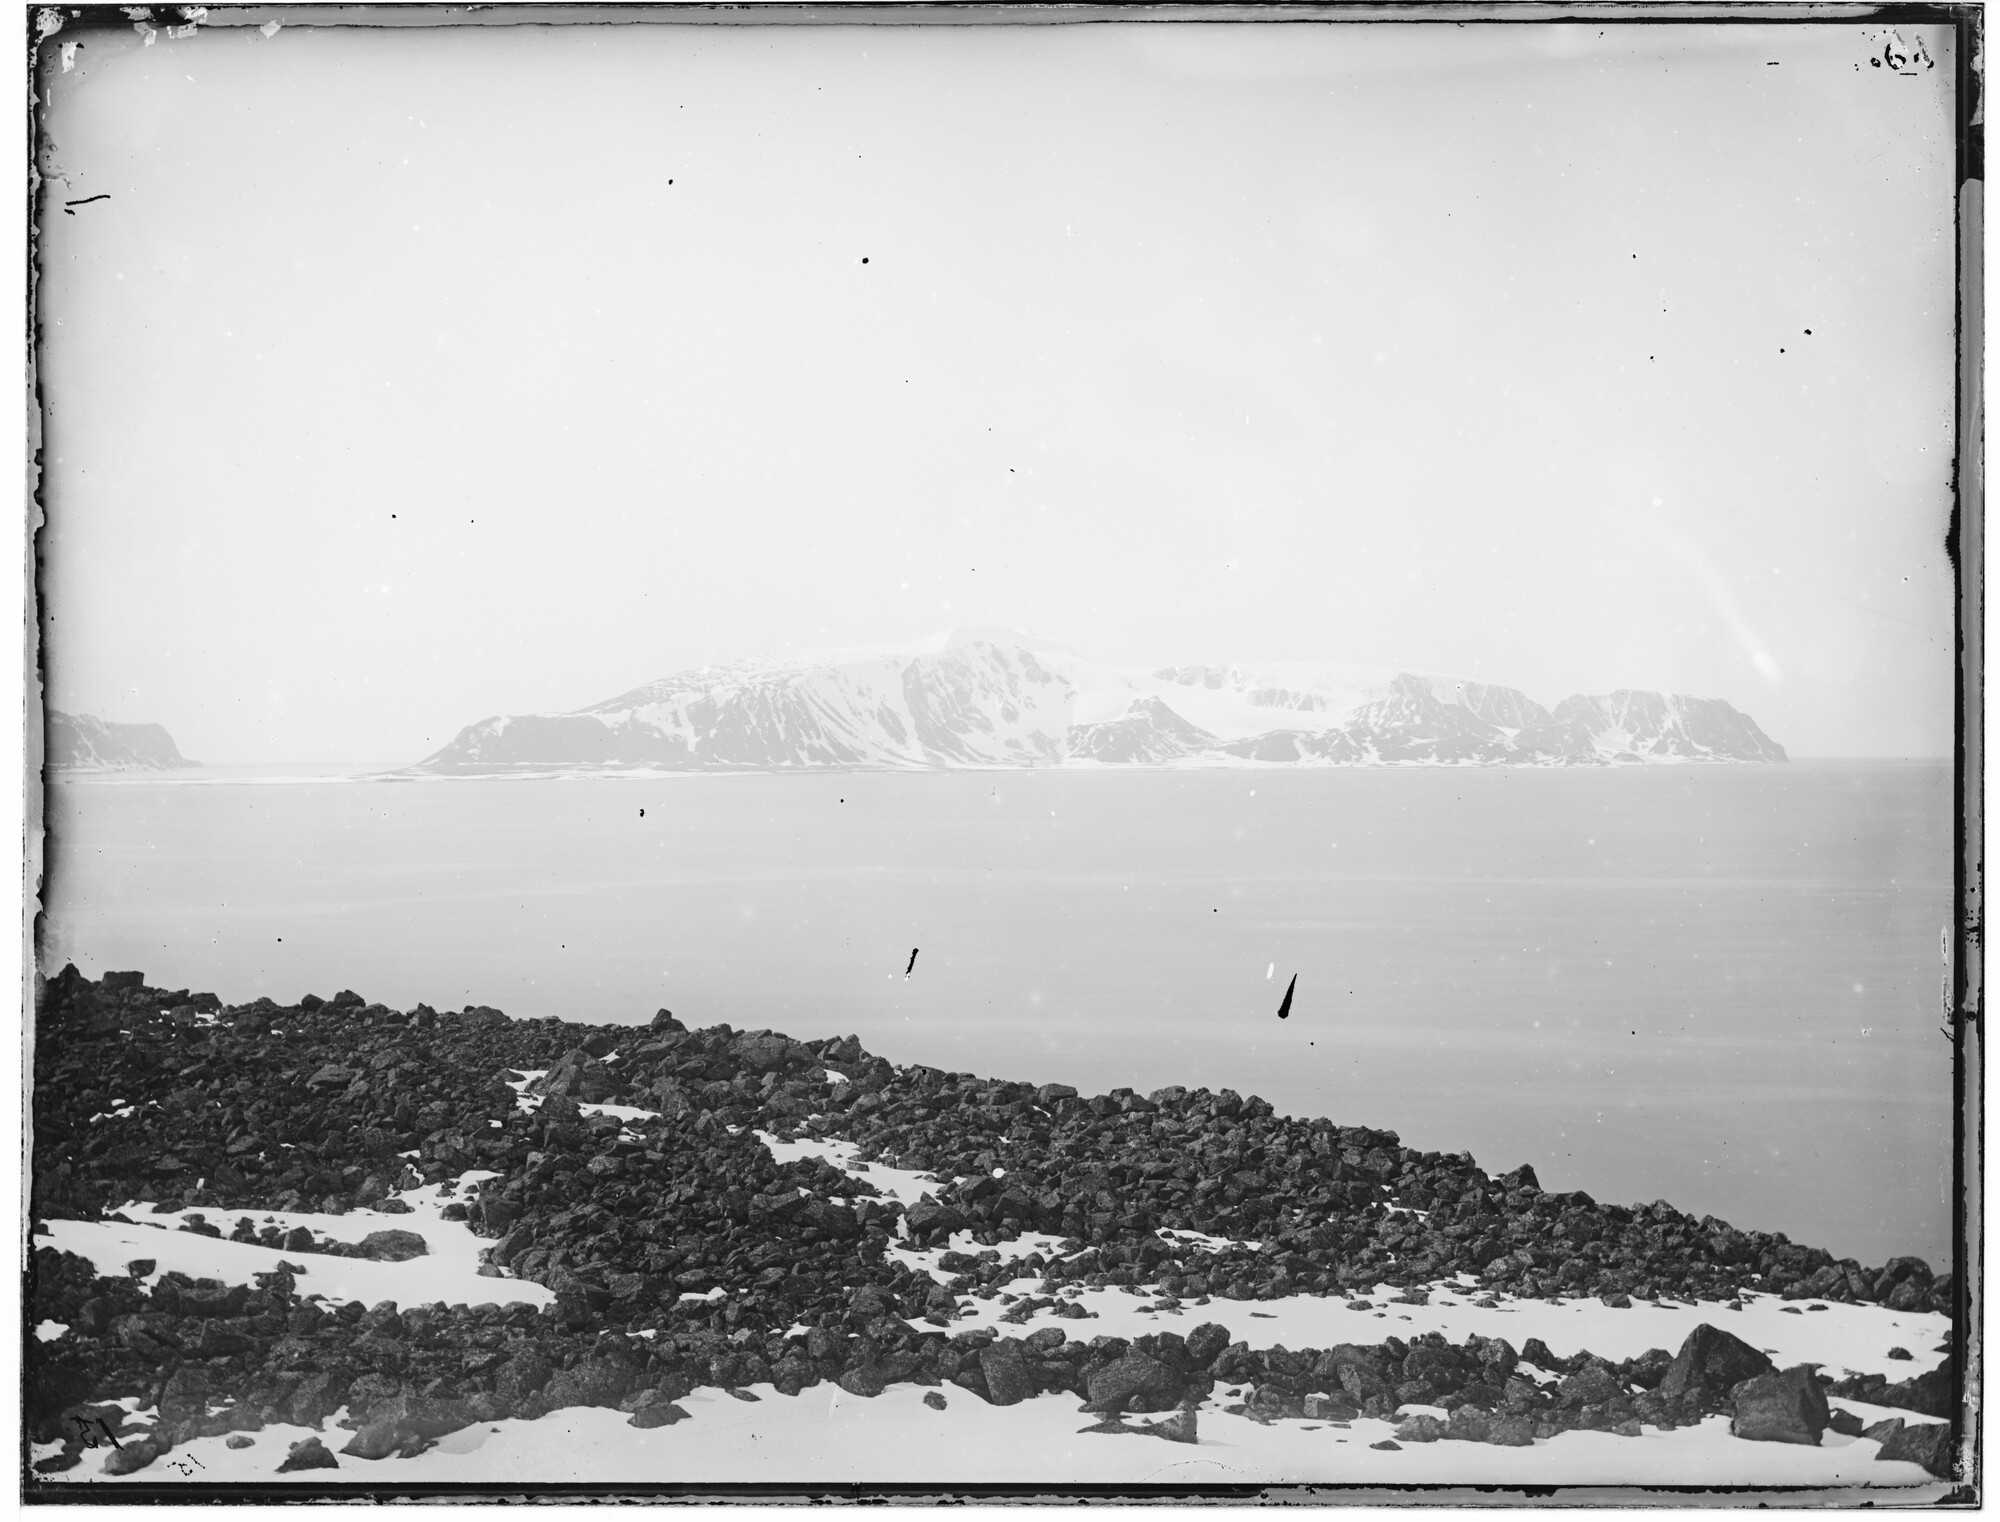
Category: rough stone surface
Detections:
[
  {"x1": 1868, "y1": 1418, "x2": 1956, "y2": 1478},
  {"x1": 357, "y1": 1230, "x2": 429, "y2": 1262},
  {"x1": 276, "y1": 1437, "x2": 339, "y2": 1473},
  {"x1": 1659, "y1": 1323, "x2": 1776, "y2": 1406},
  {"x1": 1729, "y1": 1365, "x2": 1830, "y2": 1446},
  {"x1": 19, "y1": 964, "x2": 1961, "y2": 1483}
]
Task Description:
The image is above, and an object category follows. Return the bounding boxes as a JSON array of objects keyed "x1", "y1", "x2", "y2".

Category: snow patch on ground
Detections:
[
  {"x1": 50, "y1": 1385, "x2": 1948, "y2": 1489},
  {"x1": 32, "y1": 1126, "x2": 1955, "y2": 1491},
  {"x1": 1159, "y1": 1226, "x2": 1260, "y2": 1254},
  {"x1": 754, "y1": 1131, "x2": 940, "y2": 1208},
  {"x1": 505, "y1": 1071, "x2": 662, "y2": 1126},
  {"x1": 923, "y1": 1275, "x2": 1947, "y2": 1381},
  {"x1": 749, "y1": 1131, "x2": 1944, "y2": 1382},
  {"x1": 39, "y1": 1172, "x2": 551, "y2": 1309},
  {"x1": 887, "y1": 1230, "x2": 1074, "y2": 1286},
  {"x1": 37, "y1": 1118, "x2": 1950, "y2": 1489}
]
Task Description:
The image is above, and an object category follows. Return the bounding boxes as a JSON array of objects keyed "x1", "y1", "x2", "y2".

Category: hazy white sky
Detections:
[{"x1": 37, "y1": 18, "x2": 1959, "y2": 761}]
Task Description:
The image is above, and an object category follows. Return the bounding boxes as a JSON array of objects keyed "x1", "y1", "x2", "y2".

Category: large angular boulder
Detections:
[
  {"x1": 533, "y1": 1049, "x2": 617, "y2": 1104},
  {"x1": 978, "y1": 1342, "x2": 1036, "y2": 1407},
  {"x1": 357, "y1": 1230, "x2": 429, "y2": 1262},
  {"x1": 1872, "y1": 1256, "x2": 1933, "y2": 1305},
  {"x1": 837, "y1": 1365, "x2": 887, "y2": 1398},
  {"x1": 1867, "y1": 1417, "x2": 1956, "y2": 1478},
  {"x1": 630, "y1": 1400, "x2": 691, "y2": 1428},
  {"x1": 156, "y1": 1367, "x2": 212, "y2": 1430},
  {"x1": 339, "y1": 1394, "x2": 476, "y2": 1459},
  {"x1": 1395, "y1": 1414, "x2": 1448, "y2": 1443},
  {"x1": 731, "y1": 1032, "x2": 796, "y2": 1074},
  {"x1": 541, "y1": 1351, "x2": 637, "y2": 1410},
  {"x1": 848, "y1": 1285, "x2": 902, "y2": 1319},
  {"x1": 1730, "y1": 1365, "x2": 1829, "y2": 1445},
  {"x1": 904, "y1": 1199, "x2": 967, "y2": 1244},
  {"x1": 286, "y1": 1373, "x2": 349, "y2": 1430},
  {"x1": 1878, "y1": 1365, "x2": 1954, "y2": 1418},
  {"x1": 1556, "y1": 1363, "x2": 1623, "y2": 1410},
  {"x1": 1086, "y1": 1352, "x2": 1181, "y2": 1411},
  {"x1": 1185, "y1": 1323, "x2": 1233, "y2": 1368},
  {"x1": 493, "y1": 1349, "x2": 554, "y2": 1406},
  {"x1": 276, "y1": 1436, "x2": 339, "y2": 1473},
  {"x1": 1658, "y1": 1323, "x2": 1774, "y2": 1405},
  {"x1": 101, "y1": 1437, "x2": 167, "y2": 1476}
]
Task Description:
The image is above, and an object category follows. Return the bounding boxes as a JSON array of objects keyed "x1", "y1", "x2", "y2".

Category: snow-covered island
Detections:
[
  {"x1": 45, "y1": 711, "x2": 196, "y2": 772},
  {"x1": 407, "y1": 629, "x2": 1788, "y2": 776},
  {"x1": 27, "y1": 966, "x2": 1957, "y2": 1494}
]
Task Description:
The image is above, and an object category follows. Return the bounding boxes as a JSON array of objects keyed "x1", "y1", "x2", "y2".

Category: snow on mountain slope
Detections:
[
  {"x1": 1066, "y1": 695, "x2": 1220, "y2": 764},
  {"x1": 409, "y1": 632, "x2": 1786, "y2": 774},
  {"x1": 1553, "y1": 691, "x2": 1790, "y2": 764},
  {"x1": 46, "y1": 711, "x2": 197, "y2": 771}
]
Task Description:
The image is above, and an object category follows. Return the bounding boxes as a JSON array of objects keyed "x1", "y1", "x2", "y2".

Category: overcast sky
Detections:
[{"x1": 37, "y1": 18, "x2": 1958, "y2": 762}]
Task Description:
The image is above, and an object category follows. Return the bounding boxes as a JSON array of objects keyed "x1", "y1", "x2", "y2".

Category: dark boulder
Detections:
[
  {"x1": 1878, "y1": 1365, "x2": 1954, "y2": 1418},
  {"x1": 1868, "y1": 1417, "x2": 1955, "y2": 1478},
  {"x1": 629, "y1": 1401, "x2": 691, "y2": 1428},
  {"x1": 1185, "y1": 1323, "x2": 1233, "y2": 1368},
  {"x1": 1729, "y1": 1365, "x2": 1829, "y2": 1446},
  {"x1": 837, "y1": 1365, "x2": 887, "y2": 1399},
  {"x1": 102, "y1": 1437, "x2": 167, "y2": 1476},
  {"x1": 287, "y1": 1374, "x2": 350, "y2": 1430},
  {"x1": 339, "y1": 1393, "x2": 475, "y2": 1460},
  {"x1": 534, "y1": 1050, "x2": 617, "y2": 1104},
  {"x1": 1556, "y1": 1364, "x2": 1622, "y2": 1410},
  {"x1": 276, "y1": 1436, "x2": 340, "y2": 1473},
  {"x1": 542, "y1": 1351, "x2": 637, "y2": 1411},
  {"x1": 731, "y1": 1033, "x2": 796, "y2": 1074},
  {"x1": 978, "y1": 1342, "x2": 1036, "y2": 1407},
  {"x1": 905, "y1": 1199, "x2": 968, "y2": 1243},
  {"x1": 1658, "y1": 1323, "x2": 1774, "y2": 1405},
  {"x1": 357, "y1": 1230, "x2": 428, "y2": 1262},
  {"x1": 1086, "y1": 1352, "x2": 1181, "y2": 1411},
  {"x1": 848, "y1": 1284, "x2": 902, "y2": 1319},
  {"x1": 339, "y1": 1424, "x2": 404, "y2": 1461}
]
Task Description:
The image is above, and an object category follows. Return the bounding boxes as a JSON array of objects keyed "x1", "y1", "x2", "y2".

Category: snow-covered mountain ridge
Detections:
[{"x1": 409, "y1": 630, "x2": 1787, "y2": 774}]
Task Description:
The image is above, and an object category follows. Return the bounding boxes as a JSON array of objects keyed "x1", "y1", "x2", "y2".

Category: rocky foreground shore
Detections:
[{"x1": 26, "y1": 966, "x2": 1962, "y2": 1485}]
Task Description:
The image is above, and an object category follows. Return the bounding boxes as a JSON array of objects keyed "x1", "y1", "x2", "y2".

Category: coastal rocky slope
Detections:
[
  {"x1": 46, "y1": 711, "x2": 195, "y2": 771},
  {"x1": 28, "y1": 967, "x2": 1953, "y2": 1486},
  {"x1": 410, "y1": 630, "x2": 1787, "y2": 774}
]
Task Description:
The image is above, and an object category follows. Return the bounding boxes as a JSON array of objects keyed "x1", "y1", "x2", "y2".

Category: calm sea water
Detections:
[{"x1": 40, "y1": 761, "x2": 1953, "y2": 1268}]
